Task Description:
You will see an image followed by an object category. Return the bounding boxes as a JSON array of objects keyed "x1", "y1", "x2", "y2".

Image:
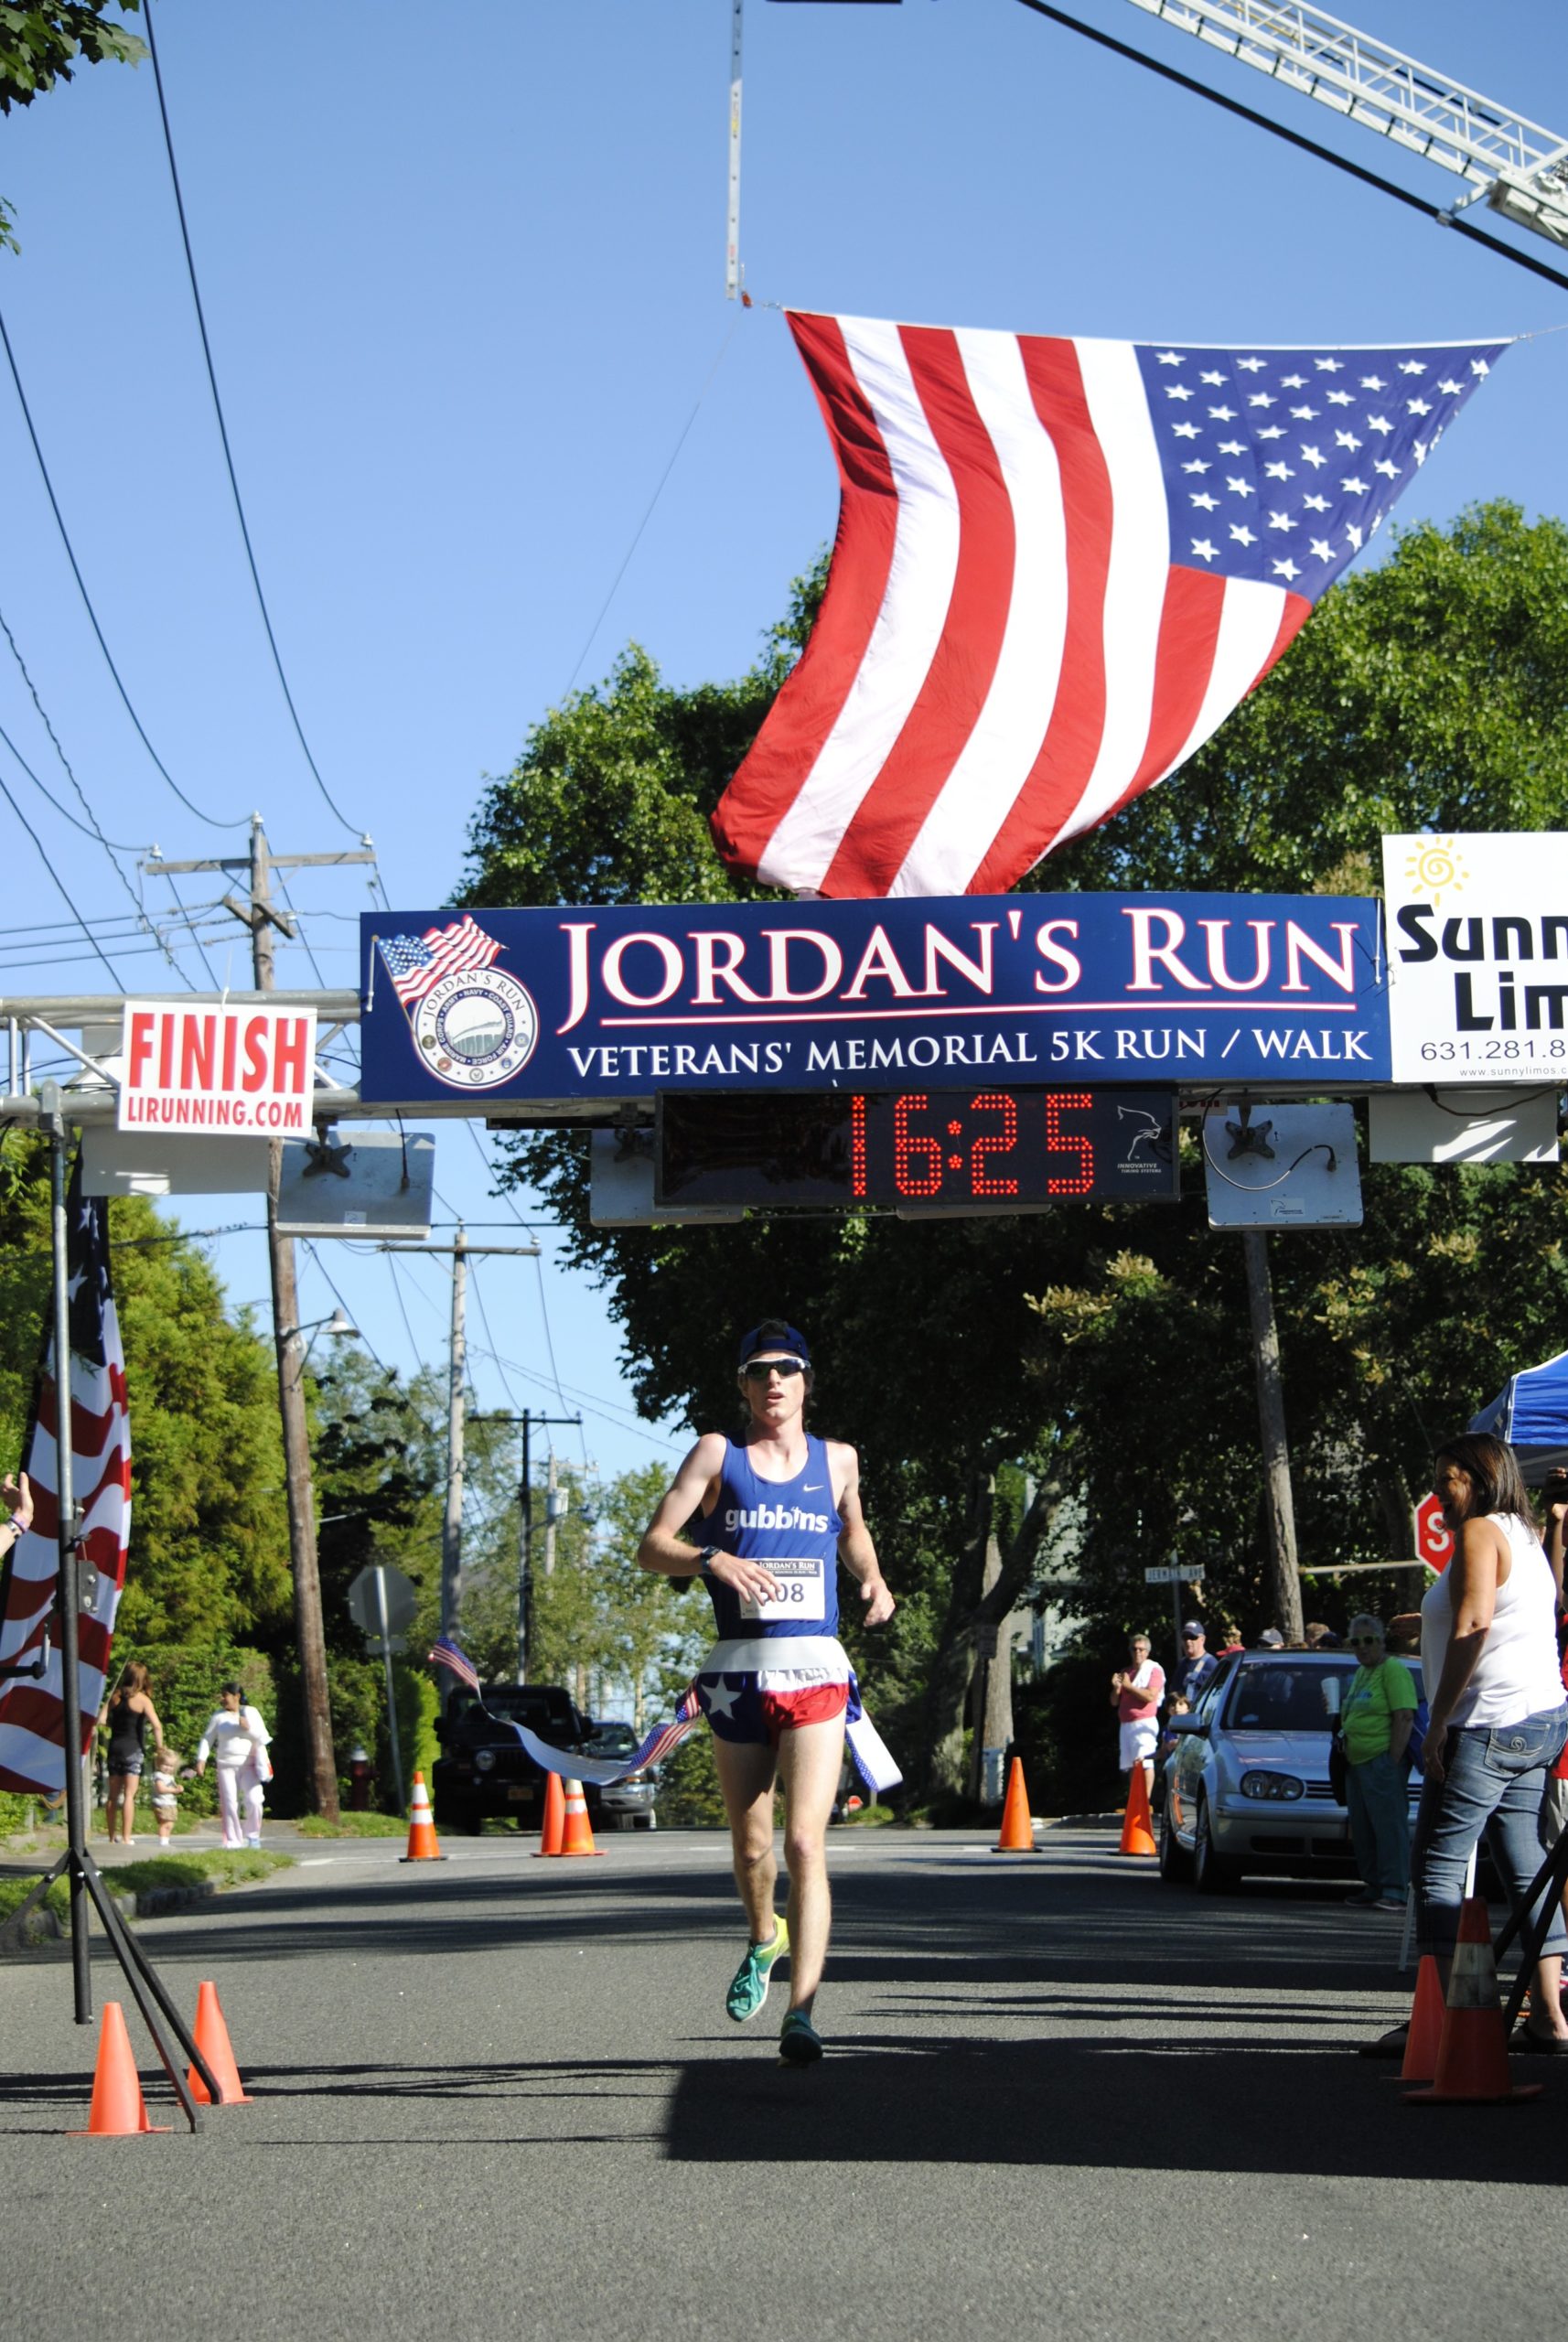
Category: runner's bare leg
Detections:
[
  {"x1": 713, "y1": 1737, "x2": 781, "y2": 1944},
  {"x1": 778, "y1": 1714, "x2": 847, "y2": 2014}
]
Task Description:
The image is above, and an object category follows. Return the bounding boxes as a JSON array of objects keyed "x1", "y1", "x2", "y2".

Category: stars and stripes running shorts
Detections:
[{"x1": 695, "y1": 1670, "x2": 850, "y2": 1746}]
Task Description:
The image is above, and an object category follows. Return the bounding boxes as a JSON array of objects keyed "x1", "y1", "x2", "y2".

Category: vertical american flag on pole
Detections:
[
  {"x1": 0, "y1": 1159, "x2": 132, "y2": 1793},
  {"x1": 712, "y1": 314, "x2": 1507, "y2": 898},
  {"x1": 378, "y1": 917, "x2": 502, "y2": 1008}
]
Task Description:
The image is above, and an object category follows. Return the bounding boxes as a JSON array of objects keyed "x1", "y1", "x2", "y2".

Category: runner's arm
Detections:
[
  {"x1": 637, "y1": 1434, "x2": 783, "y2": 1606},
  {"x1": 831, "y1": 1445, "x2": 895, "y2": 1626}
]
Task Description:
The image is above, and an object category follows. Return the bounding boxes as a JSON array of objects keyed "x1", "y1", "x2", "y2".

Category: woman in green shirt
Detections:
[{"x1": 1340, "y1": 1613, "x2": 1419, "y2": 1910}]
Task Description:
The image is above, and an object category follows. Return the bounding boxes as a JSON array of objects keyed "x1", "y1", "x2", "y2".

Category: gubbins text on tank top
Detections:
[{"x1": 725, "y1": 1502, "x2": 832, "y2": 1536}]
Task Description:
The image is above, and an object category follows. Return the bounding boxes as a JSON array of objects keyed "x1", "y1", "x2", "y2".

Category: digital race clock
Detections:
[{"x1": 655, "y1": 1090, "x2": 1179, "y2": 1211}]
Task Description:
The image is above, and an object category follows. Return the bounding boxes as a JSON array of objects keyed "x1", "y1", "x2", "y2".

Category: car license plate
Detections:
[{"x1": 506, "y1": 1785, "x2": 534, "y2": 1803}]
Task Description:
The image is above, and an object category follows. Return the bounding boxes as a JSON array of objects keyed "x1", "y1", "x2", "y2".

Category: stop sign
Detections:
[{"x1": 1414, "y1": 1491, "x2": 1455, "y2": 1572}]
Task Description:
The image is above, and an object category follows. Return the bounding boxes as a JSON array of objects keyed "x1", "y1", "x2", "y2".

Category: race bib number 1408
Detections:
[{"x1": 740, "y1": 1556, "x2": 826, "y2": 1624}]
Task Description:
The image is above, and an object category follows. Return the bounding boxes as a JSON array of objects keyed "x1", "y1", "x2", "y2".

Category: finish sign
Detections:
[{"x1": 118, "y1": 1002, "x2": 317, "y2": 1136}]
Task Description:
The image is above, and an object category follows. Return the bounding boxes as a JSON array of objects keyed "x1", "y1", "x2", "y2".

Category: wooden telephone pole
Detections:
[{"x1": 151, "y1": 817, "x2": 375, "y2": 1819}]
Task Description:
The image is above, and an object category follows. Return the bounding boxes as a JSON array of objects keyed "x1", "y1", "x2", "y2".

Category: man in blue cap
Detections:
[{"x1": 638, "y1": 1316, "x2": 895, "y2": 2065}]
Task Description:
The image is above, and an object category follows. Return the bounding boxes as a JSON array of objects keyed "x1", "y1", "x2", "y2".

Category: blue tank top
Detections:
[{"x1": 703, "y1": 1434, "x2": 843, "y2": 1642}]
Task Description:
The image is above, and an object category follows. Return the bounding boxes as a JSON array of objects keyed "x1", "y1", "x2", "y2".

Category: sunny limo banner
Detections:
[{"x1": 359, "y1": 896, "x2": 1391, "y2": 1105}]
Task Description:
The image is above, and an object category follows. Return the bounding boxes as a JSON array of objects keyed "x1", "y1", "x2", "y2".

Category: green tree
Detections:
[
  {"x1": 0, "y1": 4, "x2": 145, "y2": 252},
  {"x1": 310, "y1": 1352, "x2": 445, "y2": 1656},
  {"x1": 0, "y1": 1133, "x2": 293, "y2": 1645},
  {"x1": 458, "y1": 502, "x2": 1568, "y2": 1803}
]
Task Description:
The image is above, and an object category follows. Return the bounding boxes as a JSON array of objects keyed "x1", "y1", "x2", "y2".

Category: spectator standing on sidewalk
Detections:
[
  {"x1": 1340, "y1": 1613, "x2": 1418, "y2": 1911},
  {"x1": 196, "y1": 1681, "x2": 274, "y2": 1849},
  {"x1": 1112, "y1": 1633, "x2": 1165, "y2": 1803},
  {"x1": 1175, "y1": 1622, "x2": 1218, "y2": 1704}
]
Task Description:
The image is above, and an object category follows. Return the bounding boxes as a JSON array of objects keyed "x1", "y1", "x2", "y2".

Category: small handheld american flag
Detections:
[{"x1": 427, "y1": 1636, "x2": 482, "y2": 1692}]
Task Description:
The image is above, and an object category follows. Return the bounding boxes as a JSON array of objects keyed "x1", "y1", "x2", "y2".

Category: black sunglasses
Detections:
[
  {"x1": 742, "y1": 1357, "x2": 805, "y2": 1380},
  {"x1": 1351, "y1": 1635, "x2": 1382, "y2": 1646}
]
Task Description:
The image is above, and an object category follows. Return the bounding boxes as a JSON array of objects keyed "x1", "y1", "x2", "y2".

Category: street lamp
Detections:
[{"x1": 279, "y1": 1306, "x2": 360, "y2": 1381}]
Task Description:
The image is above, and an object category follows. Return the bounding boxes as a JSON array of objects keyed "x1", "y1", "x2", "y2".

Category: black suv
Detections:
[{"x1": 432, "y1": 1684, "x2": 596, "y2": 1834}]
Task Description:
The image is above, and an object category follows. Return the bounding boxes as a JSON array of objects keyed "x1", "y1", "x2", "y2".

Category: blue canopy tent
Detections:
[{"x1": 1469, "y1": 1348, "x2": 1568, "y2": 1479}]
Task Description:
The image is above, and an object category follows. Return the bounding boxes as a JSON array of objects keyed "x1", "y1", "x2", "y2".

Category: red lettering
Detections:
[
  {"x1": 179, "y1": 1014, "x2": 216, "y2": 1091},
  {"x1": 242, "y1": 1015, "x2": 270, "y2": 1092},
  {"x1": 273, "y1": 1016, "x2": 310, "y2": 1093},
  {"x1": 127, "y1": 1012, "x2": 156, "y2": 1088},
  {"x1": 157, "y1": 1015, "x2": 175, "y2": 1088}
]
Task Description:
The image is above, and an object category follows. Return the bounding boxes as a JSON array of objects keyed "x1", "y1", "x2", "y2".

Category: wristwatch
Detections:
[{"x1": 696, "y1": 1545, "x2": 719, "y2": 1578}]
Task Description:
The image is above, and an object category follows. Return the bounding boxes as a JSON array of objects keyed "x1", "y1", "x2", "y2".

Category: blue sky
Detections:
[{"x1": 2, "y1": 0, "x2": 1564, "y2": 1481}]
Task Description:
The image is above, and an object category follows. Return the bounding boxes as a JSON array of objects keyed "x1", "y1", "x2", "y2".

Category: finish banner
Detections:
[{"x1": 360, "y1": 896, "x2": 1390, "y2": 1105}]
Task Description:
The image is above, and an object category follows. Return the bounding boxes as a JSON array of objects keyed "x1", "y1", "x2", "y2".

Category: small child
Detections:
[{"x1": 148, "y1": 1750, "x2": 183, "y2": 1848}]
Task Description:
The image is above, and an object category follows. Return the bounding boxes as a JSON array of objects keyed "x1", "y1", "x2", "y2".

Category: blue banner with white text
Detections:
[{"x1": 359, "y1": 894, "x2": 1391, "y2": 1105}]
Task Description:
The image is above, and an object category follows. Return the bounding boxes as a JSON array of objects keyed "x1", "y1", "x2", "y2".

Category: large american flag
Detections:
[
  {"x1": 0, "y1": 1160, "x2": 132, "y2": 1794},
  {"x1": 378, "y1": 916, "x2": 502, "y2": 1007},
  {"x1": 712, "y1": 313, "x2": 1507, "y2": 898}
]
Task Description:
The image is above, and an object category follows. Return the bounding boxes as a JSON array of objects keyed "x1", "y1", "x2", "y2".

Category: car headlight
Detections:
[
  {"x1": 474, "y1": 1748, "x2": 496, "y2": 1773},
  {"x1": 1240, "y1": 1769, "x2": 1305, "y2": 1800}
]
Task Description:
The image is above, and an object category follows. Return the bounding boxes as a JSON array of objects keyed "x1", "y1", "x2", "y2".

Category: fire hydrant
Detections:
[{"x1": 348, "y1": 1745, "x2": 376, "y2": 1810}]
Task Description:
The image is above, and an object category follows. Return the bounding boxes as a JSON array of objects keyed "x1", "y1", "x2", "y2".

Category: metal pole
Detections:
[
  {"x1": 542, "y1": 1450, "x2": 559, "y2": 1580},
  {"x1": 43, "y1": 1086, "x2": 91, "y2": 2022},
  {"x1": 372, "y1": 1566, "x2": 406, "y2": 1814},
  {"x1": 725, "y1": 0, "x2": 744, "y2": 298},
  {"x1": 252, "y1": 818, "x2": 339, "y2": 1820},
  {"x1": 516, "y1": 1412, "x2": 532, "y2": 1684},
  {"x1": 441, "y1": 1226, "x2": 467, "y2": 1653}
]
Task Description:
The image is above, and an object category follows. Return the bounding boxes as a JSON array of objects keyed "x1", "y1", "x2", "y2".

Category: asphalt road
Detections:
[{"x1": 1, "y1": 1823, "x2": 1563, "y2": 2342}]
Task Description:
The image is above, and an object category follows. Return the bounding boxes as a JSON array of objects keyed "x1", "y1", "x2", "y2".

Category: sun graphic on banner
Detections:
[{"x1": 1403, "y1": 837, "x2": 1467, "y2": 906}]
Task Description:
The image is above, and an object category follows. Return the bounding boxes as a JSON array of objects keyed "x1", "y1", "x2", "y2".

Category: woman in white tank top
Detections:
[{"x1": 1406, "y1": 1434, "x2": 1568, "y2": 2053}]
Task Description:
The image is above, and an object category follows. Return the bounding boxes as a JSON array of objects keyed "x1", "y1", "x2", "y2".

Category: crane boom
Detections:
[{"x1": 1122, "y1": 0, "x2": 1568, "y2": 249}]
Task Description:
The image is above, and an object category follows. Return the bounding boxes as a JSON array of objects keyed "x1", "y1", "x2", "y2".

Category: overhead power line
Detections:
[
  {"x1": 0, "y1": 762, "x2": 125, "y2": 984},
  {"x1": 144, "y1": 0, "x2": 369, "y2": 843},
  {"x1": 0, "y1": 306, "x2": 249, "y2": 832}
]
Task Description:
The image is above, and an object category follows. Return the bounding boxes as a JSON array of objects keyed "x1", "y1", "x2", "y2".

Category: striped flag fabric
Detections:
[
  {"x1": 0, "y1": 1161, "x2": 132, "y2": 1795},
  {"x1": 378, "y1": 916, "x2": 502, "y2": 1008},
  {"x1": 712, "y1": 312, "x2": 1507, "y2": 898},
  {"x1": 427, "y1": 1635, "x2": 482, "y2": 1692}
]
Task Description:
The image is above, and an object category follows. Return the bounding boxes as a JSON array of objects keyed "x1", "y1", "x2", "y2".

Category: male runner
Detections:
[{"x1": 638, "y1": 1318, "x2": 895, "y2": 2065}]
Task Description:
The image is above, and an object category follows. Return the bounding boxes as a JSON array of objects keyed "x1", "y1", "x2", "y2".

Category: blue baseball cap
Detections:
[{"x1": 736, "y1": 1322, "x2": 811, "y2": 1368}]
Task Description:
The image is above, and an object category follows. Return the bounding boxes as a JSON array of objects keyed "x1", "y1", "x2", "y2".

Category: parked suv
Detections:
[
  {"x1": 1159, "y1": 1647, "x2": 1423, "y2": 1892},
  {"x1": 432, "y1": 1683, "x2": 594, "y2": 1834}
]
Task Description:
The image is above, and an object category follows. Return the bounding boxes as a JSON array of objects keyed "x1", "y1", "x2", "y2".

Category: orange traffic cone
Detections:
[
  {"x1": 70, "y1": 2002, "x2": 169, "y2": 2136},
  {"x1": 400, "y1": 1772, "x2": 446, "y2": 1863},
  {"x1": 1407, "y1": 1896, "x2": 1541, "y2": 2104},
  {"x1": 1391, "y1": 1954, "x2": 1448, "y2": 2087},
  {"x1": 992, "y1": 1756, "x2": 1039, "y2": 1853},
  {"x1": 534, "y1": 1770, "x2": 565, "y2": 1856},
  {"x1": 1118, "y1": 1765, "x2": 1157, "y2": 1857},
  {"x1": 188, "y1": 1981, "x2": 251, "y2": 2106},
  {"x1": 559, "y1": 1778, "x2": 603, "y2": 1857}
]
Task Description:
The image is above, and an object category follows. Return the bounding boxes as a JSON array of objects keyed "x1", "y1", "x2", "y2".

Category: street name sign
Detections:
[{"x1": 1144, "y1": 1567, "x2": 1206, "y2": 1585}]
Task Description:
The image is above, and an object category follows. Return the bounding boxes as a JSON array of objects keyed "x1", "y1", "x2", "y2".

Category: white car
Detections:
[
  {"x1": 584, "y1": 1722, "x2": 659, "y2": 1832},
  {"x1": 1160, "y1": 1648, "x2": 1423, "y2": 1892}
]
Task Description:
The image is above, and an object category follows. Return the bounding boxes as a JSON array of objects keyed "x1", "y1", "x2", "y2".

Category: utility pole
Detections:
[
  {"x1": 151, "y1": 817, "x2": 376, "y2": 1820},
  {"x1": 1241, "y1": 1230, "x2": 1305, "y2": 1643},
  {"x1": 397, "y1": 1244, "x2": 542, "y2": 1685},
  {"x1": 444, "y1": 1226, "x2": 467, "y2": 1644},
  {"x1": 470, "y1": 1409, "x2": 580, "y2": 1682}
]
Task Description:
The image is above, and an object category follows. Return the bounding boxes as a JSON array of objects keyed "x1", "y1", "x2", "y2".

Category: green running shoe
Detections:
[
  {"x1": 725, "y1": 1918, "x2": 789, "y2": 2023},
  {"x1": 779, "y1": 2008, "x2": 823, "y2": 2067}
]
